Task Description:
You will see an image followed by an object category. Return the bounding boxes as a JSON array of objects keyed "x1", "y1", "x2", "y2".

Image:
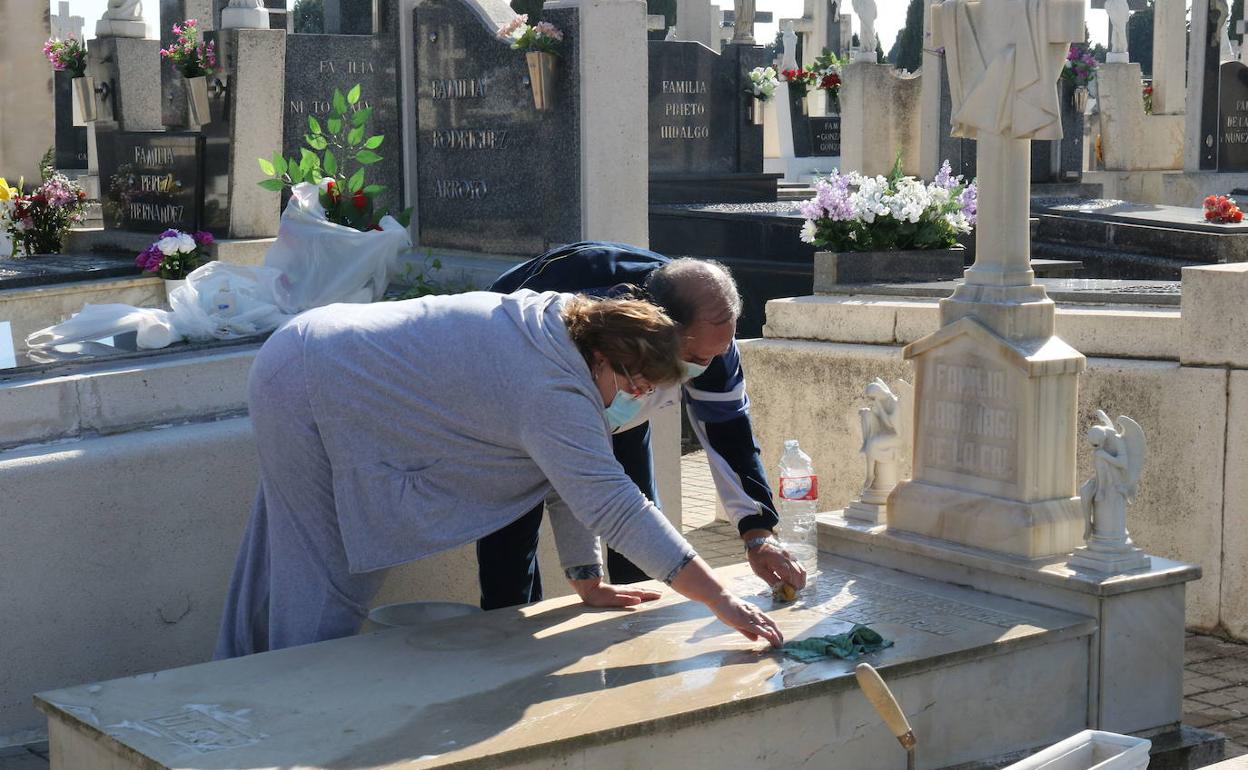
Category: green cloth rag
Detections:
[{"x1": 780, "y1": 624, "x2": 894, "y2": 662}]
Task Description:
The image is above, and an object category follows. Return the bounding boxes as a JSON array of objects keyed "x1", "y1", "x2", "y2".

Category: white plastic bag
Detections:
[
  {"x1": 26, "y1": 304, "x2": 180, "y2": 351},
  {"x1": 169, "y1": 261, "x2": 295, "y2": 341},
  {"x1": 263, "y1": 182, "x2": 412, "y2": 311}
]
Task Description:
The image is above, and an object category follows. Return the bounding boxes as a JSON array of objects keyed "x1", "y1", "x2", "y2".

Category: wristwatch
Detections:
[{"x1": 744, "y1": 535, "x2": 781, "y2": 553}]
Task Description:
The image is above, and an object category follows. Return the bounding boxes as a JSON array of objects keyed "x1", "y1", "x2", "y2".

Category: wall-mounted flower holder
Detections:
[
  {"x1": 525, "y1": 51, "x2": 557, "y2": 111},
  {"x1": 749, "y1": 98, "x2": 765, "y2": 126},
  {"x1": 71, "y1": 76, "x2": 96, "y2": 124}
]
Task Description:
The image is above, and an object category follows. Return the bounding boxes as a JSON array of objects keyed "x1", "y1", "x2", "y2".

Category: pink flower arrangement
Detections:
[
  {"x1": 496, "y1": 14, "x2": 565, "y2": 56},
  {"x1": 43, "y1": 36, "x2": 87, "y2": 78},
  {"x1": 136, "y1": 229, "x2": 214, "y2": 279},
  {"x1": 160, "y1": 19, "x2": 217, "y2": 78},
  {"x1": 4, "y1": 171, "x2": 89, "y2": 256}
]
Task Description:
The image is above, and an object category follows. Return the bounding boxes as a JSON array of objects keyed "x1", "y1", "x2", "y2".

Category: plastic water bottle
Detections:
[{"x1": 777, "y1": 439, "x2": 819, "y2": 589}]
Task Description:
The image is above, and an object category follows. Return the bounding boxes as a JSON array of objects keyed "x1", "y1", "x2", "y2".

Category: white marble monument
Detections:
[
  {"x1": 96, "y1": 0, "x2": 147, "y2": 38},
  {"x1": 221, "y1": 0, "x2": 270, "y2": 30},
  {"x1": 888, "y1": 0, "x2": 1088, "y2": 559},
  {"x1": 1068, "y1": 411, "x2": 1152, "y2": 573},
  {"x1": 51, "y1": 1, "x2": 86, "y2": 40}
]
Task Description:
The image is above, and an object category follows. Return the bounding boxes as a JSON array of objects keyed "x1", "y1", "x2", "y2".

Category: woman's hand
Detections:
[
  {"x1": 570, "y1": 576, "x2": 663, "y2": 607},
  {"x1": 708, "y1": 592, "x2": 784, "y2": 647},
  {"x1": 668, "y1": 554, "x2": 785, "y2": 648}
]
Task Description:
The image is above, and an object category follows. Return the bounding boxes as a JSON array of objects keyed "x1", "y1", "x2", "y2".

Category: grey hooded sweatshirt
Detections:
[{"x1": 296, "y1": 289, "x2": 694, "y2": 581}]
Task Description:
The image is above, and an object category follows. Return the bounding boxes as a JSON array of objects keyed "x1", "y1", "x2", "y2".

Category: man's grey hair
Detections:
[{"x1": 644, "y1": 258, "x2": 742, "y2": 327}]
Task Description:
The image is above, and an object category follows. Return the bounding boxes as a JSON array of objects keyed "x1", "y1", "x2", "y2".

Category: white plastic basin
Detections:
[{"x1": 1004, "y1": 730, "x2": 1151, "y2": 770}]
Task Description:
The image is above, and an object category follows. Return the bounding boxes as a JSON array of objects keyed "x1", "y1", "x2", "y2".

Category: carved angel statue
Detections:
[
  {"x1": 852, "y1": 0, "x2": 877, "y2": 54},
  {"x1": 1105, "y1": 0, "x2": 1129, "y2": 55},
  {"x1": 104, "y1": 0, "x2": 142, "y2": 20},
  {"x1": 1079, "y1": 410, "x2": 1146, "y2": 547},
  {"x1": 846, "y1": 378, "x2": 912, "y2": 524}
]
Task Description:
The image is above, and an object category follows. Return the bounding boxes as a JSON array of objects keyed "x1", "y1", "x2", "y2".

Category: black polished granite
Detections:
[
  {"x1": 0, "y1": 253, "x2": 142, "y2": 290},
  {"x1": 412, "y1": 0, "x2": 581, "y2": 253},
  {"x1": 53, "y1": 71, "x2": 89, "y2": 170}
]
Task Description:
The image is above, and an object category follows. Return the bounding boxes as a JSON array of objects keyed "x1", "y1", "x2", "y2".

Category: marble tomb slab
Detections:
[{"x1": 36, "y1": 559, "x2": 1094, "y2": 770}]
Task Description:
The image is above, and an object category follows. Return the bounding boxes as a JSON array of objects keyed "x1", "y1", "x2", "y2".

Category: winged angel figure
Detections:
[{"x1": 1078, "y1": 410, "x2": 1146, "y2": 547}]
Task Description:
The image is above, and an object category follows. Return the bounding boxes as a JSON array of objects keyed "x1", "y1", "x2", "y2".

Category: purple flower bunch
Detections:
[
  {"x1": 136, "y1": 229, "x2": 214, "y2": 280},
  {"x1": 42, "y1": 36, "x2": 87, "y2": 78},
  {"x1": 1062, "y1": 44, "x2": 1098, "y2": 88},
  {"x1": 797, "y1": 159, "x2": 977, "y2": 252},
  {"x1": 160, "y1": 19, "x2": 217, "y2": 78}
]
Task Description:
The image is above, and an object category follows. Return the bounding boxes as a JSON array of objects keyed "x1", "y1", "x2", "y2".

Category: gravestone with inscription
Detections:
[
  {"x1": 283, "y1": 0, "x2": 401, "y2": 207},
  {"x1": 412, "y1": 0, "x2": 581, "y2": 253},
  {"x1": 96, "y1": 133, "x2": 206, "y2": 233},
  {"x1": 1218, "y1": 60, "x2": 1248, "y2": 171},
  {"x1": 648, "y1": 41, "x2": 777, "y2": 203}
]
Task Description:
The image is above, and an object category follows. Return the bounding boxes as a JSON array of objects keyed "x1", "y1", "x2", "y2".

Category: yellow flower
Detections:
[{"x1": 0, "y1": 178, "x2": 13, "y2": 202}]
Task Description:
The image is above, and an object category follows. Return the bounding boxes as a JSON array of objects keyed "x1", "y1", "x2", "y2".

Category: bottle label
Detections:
[{"x1": 779, "y1": 475, "x2": 818, "y2": 501}]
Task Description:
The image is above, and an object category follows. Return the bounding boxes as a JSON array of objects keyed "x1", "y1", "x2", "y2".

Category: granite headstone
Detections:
[
  {"x1": 1218, "y1": 60, "x2": 1248, "y2": 171},
  {"x1": 1197, "y1": 0, "x2": 1223, "y2": 170},
  {"x1": 808, "y1": 115, "x2": 840, "y2": 157},
  {"x1": 649, "y1": 41, "x2": 740, "y2": 174},
  {"x1": 53, "y1": 71, "x2": 89, "y2": 170},
  {"x1": 96, "y1": 132, "x2": 205, "y2": 233},
  {"x1": 412, "y1": 0, "x2": 580, "y2": 253}
]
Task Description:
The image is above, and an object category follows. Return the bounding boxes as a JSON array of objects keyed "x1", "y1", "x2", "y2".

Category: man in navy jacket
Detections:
[{"x1": 479, "y1": 241, "x2": 806, "y2": 609}]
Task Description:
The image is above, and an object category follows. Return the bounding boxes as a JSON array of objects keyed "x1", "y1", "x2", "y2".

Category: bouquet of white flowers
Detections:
[
  {"x1": 746, "y1": 66, "x2": 780, "y2": 101},
  {"x1": 799, "y1": 159, "x2": 977, "y2": 252}
]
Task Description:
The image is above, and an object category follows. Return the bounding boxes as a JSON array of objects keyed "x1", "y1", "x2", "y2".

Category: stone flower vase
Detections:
[
  {"x1": 186, "y1": 75, "x2": 212, "y2": 126},
  {"x1": 526, "y1": 51, "x2": 557, "y2": 111},
  {"x1": 71, "y1": 75, "x2": 96, "y2": 125},
  {"x1": 812, "y1": 245, "x2": 966, "y2": 291},
  {"x1": 1073, "y1": 85, "x2": 1089, "y2": 115}
]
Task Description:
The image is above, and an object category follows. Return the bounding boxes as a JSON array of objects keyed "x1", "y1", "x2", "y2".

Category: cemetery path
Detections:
[{"x1": 0, "y1": 453, "x2": 1243, "y2": 769}]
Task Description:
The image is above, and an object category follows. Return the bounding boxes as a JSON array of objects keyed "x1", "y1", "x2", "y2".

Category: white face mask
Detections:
[{"x1": 681, "y1": 360, "x2": 709, "y2": 382}]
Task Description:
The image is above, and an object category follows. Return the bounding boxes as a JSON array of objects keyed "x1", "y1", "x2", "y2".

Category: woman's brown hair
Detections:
[{"x1": 562, "y1": 295, "x2": 684, "y2": 386}]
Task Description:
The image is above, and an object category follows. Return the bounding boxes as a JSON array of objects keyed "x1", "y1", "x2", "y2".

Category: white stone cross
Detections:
[
  {"x1": 933, "y1": 0, "x2": 1083, "y2": 290},
  {"x1": 52, "y1": 1, "x2": 85, "y2": 40}
]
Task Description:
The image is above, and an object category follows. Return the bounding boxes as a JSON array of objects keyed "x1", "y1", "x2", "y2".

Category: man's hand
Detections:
[
  {"x1": 743, "y1": 528, "x2": 807, "y2": 590},
  {"x1": 570, "y1": 576, "x2": 663, "y2": 608}
]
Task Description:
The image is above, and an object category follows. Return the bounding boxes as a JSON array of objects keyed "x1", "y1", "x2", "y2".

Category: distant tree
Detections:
[
  {"x1": 891, "y1": 0, "x2": 924, "y2": 72},
  {"x1": 1127, "y1": 1, "x2": 1155, "y2": 77},
  {"x1": 292, "y1": 0, "x2": 323, "y2": 33},
  {"x1": 762, "y1": 30, "x2": 784, "y2": 65},
  {"x1": 511, "y1": 0, "x2": 545, "y2": 24}
]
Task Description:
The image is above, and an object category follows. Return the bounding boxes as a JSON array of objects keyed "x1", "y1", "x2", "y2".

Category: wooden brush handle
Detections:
[{"x1": 854, "y1": 663, "x2": 916, "y2": 748}]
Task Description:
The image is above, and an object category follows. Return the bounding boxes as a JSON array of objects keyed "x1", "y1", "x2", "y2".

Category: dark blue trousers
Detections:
[{"x1": 476, "y1": 423, "x2": 656, "y2": 610}]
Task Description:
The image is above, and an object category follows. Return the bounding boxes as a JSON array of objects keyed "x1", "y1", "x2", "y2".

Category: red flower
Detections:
[{"x1": 352, "y1": 190, "x2": 367, "y2": 211}]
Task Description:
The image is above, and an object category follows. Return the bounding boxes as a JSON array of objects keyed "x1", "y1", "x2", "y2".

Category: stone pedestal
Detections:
[
  {"x1": 818, "y1": 513, "x2": 1199, "y2": 734},
  {"x1": 838, "y1": 62, "x2": 921, "y2": 177},
  {"x1": 217, "y1": 28, "x2": 286, "y2": 238},
  {"x1": 1097, "y1": 62, "x2": 1185, "y2": 172},
  {"x1": 886, "y1": 317, "x2": 1086, "y2": 559},
  {"x1": 86, "y1": 37, "x2": 163, "y2": 131},
  {"x1": 221, "y1": 3, "x2": 270, "y2": 28},
  {"x1": 95, "y1": 18, "x2": 147, "y2": 37}
]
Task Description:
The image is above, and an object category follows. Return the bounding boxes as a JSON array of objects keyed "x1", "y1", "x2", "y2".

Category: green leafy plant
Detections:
[
  {"x1": 256, "y1": 83, "x2": 409, "y2": 231},
  {"x1": 387, "y1": 254, "x2": 472, "y2": 299}
]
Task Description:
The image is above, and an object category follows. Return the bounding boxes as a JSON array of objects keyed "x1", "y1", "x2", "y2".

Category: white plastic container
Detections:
[{"x1": 1003, "y1": 730, "x2": 1151, "y2": 770}]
